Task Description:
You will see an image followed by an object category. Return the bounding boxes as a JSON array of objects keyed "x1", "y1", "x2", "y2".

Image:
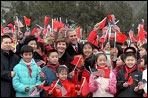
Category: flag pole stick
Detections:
[
  {"x1": 73, "y1": 57, "x2": 82, "y2": 72},
  {"x1": 50, "y1": 79, "x2": 60, "y2": 92}
]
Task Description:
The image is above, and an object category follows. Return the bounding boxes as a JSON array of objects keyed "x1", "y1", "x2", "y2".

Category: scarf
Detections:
[
  {"x1": 115, "y1": 65, "x2": 124, "y2": 73},
  {"x1": 47, "y1": 62, "x2": 59, "y2": 73},
  {"x1": 23, "y1": 59, "x2": 32, "y2": 78},
  {"x1": 125, "y1": 65, "x2": 137, "y2": 86},
  {"x1": 97, "y1": 65, "x2": 110, "y2": 78},
  {"x1": 125, "y1": 65, "x2": 137, "y2": 79}
]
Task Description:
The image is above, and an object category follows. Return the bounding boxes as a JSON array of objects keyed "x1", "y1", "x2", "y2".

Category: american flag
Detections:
[
  {"x1": 29, "y1": 81, "x2": 45, "y2": 96},
  {"x1": 29, "y1": 86, "x2": 41, "y2": 96},
  {"x1": 15, "y1": 16, "x2": 24, "y2": 28},
  {"x1": 56, "y1": 82, "x2": 67, "y2": 96}
]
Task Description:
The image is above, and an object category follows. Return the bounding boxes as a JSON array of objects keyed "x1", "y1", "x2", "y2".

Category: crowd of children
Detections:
[{"x1": 1, "y1": 21, "x2": 147, "y2": 97}]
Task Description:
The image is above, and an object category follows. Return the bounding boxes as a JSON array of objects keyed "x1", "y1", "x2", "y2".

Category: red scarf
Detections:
[
  {"x1": 97, "y1": 65, "x2": 110, "y2": 78},
  {"x1": 27, "y1": 65, "x2": 32, "y2": 78},
  {"x1": 115, "y1": 65, "x2": 124, "y2": 73},
  {"x1": 125, "y1": 65, "x2": 137, "y2": 79},
  {"x1": 47, "y1": 63, "x2": 59, "y2": 73}
]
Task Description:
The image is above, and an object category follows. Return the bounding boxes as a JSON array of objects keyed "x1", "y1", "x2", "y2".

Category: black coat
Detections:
[
  {"x1": 66, "y1": 43, "x2": 83, "y2": 57},
  {"x1": 59, "y1": 52, "x2": 74, "y2": 73},
  {"x1": 116, "y1": 66, "x2": 144, "y2": 97},
  {"x1": 1, "y1": 50, "x2": 20, "y2": 97}
]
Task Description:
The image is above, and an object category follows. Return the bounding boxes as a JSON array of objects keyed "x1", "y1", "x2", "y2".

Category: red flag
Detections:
[
  {"x1": 116, "y1": 32, "x2": 127, "y2": 44},
  {"x1": 31, "y1": 28, "x2": 38, "y2": 36},
  {"x1": 15, "y1": 16, "x2": 24, "y2": 27},
  {"x1": 128, "y1": 76, "x2": 133, "y2": 85},
  {"x1": 136, "y1": 26, "x2": 145, "y2": 41},
  {"x1": 71, "y1": 56, "x2": 83, "y2": 68},
  {"x1": 24, "y1": 16, "x2": 31, "y2": 26},
  {"x1": 7, "y1": 23, "x2": 15, "y2": 33},
  {"x1": 108, "y1": 14, "x2": 112, "y2": 22},
  {"x1": 100, "y1": 34, "x2": 107, "y2": 43},
  {"x1": 37, "y1": 36, "x2": 41, "y2": 42},
  {"x1": 1, "y1": 25, "x2": 4, "y2": 34},
  {"x1": 87, "y1": 30, "x2": 98, "y2": 46},
  {"x1": 75, "y1": 26, "x2": 81, "y2": 39},
  {"x1": 131, "y1": 36, "x2": 137, "y2": 42},
  {"x1": 43, "y1": 28, "x2": 47, "y2": 35},
  {"x1": 44, "y1": 16, "x2": 50, "y2": 26},
  {"x1": 81, "y1": 78, "x2": 90, "y2": 97},
  {"x1": 53, "y1": 20, "x2": 65, "y2": 30},
  {"x1": 98, "y1": 17, "x2": 107, "y2": 30}
]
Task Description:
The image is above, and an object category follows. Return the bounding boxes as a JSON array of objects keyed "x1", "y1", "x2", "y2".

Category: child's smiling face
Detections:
[
  {"x1": 125, "y1": 56, "x2": 136, "y2": 68},
  {"x1": 56, "y1": 70, "x2": 68, "y2": 81},
  {"x1": 97, "y1": 54, "x2": 107, "y2": 67}
]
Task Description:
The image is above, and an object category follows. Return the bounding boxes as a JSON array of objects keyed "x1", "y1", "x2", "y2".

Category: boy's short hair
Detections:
[
  {"x1": 46, "y1": 49, "x2": 58, "y2": 57},
  {"x1": 1, "y1": 34, "x2": 12, "y2": 44},
  {"x1": 125, "y1": 53, "x2": 137, "y2": 60},
  {"x1": 56, "y1": 65, "x2": 68, "y2": 73},
  {"x1": 20, "y1": 45, "x2": 34, "y2": 55}
]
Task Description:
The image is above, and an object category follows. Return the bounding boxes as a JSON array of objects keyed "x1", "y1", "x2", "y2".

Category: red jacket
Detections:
[
  {"x1": 71, "y1": 68, "x2": 90, "y2": 97},
  {"x1": 47, "y1": 79, "x2": 77, "y2": 97}
]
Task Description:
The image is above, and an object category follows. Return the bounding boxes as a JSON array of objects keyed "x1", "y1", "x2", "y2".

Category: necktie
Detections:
[
  {"x1": 75, "y1": 46, "x2": 78, "y2": 53},
  {"x1": 27, "y1": 65, "x2": 32, "y2": 78}
]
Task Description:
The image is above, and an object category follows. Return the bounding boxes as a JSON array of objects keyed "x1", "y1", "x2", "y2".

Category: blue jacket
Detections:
[
  {"x1": 40, "y1": 66, "x2": 58, "y2": 97},
  {"x1": 12, "y1": 59, "x2": 41, "y2": 97}
]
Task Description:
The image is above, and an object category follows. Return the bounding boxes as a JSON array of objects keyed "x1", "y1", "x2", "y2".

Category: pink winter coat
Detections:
[{"x1": 89, "y1": 71, "x2": 117, "y2": 97}]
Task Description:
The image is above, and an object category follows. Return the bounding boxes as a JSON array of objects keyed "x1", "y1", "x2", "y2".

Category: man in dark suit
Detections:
[
  {"x1": 1, "y1": 34, "x2": 20, "y2": 97},
  {"x1": 65, "y1": 29, "x2": 83, "y2": 72},
  {"x1": 66, "y1": 29, "x2": 83, "y2": 56}
]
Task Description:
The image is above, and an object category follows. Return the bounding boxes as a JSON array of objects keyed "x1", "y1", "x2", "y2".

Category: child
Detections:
[
  {"x1": 45, "y1": 65, "x2": 77, "y2": 97},
  {"x1": 139, "y1": 43, "x2": 147, "y2": 58},
  {"x1": 116, "y1": 53, "x2": 144, "y2": 97},
  {"x1": 113, "y1": 54, "x2": 126, "y2": 76},
  {"x1": 12, "y1": 45, "x2": 41, "y2": 97},
  {"x1": 138, "y1": 55, "x2": 147, "y2": 72},
  {"x1": 41, "y1": 49, "x2": 59, "y2": 96},
  {"x1": 89, "y1": 52, "x2": 117, "y2": 97},
  {"x1": 69, "y1": 55, "x2": 91, "y2": 97},
  {"x1": 142, "y1": 66, "x2": 147, "y2": 97},
  {"x1": 82, "y1": 42, "x2": 96, "y2": 72}
]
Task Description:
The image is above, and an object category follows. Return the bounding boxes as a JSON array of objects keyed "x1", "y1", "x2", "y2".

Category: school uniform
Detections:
[{"x1": 116, "y1": 65, "x2": 144, "y2": 97}]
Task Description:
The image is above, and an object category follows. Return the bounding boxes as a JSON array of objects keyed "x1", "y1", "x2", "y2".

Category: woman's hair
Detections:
[
  {"x1": 82, "y1": 42, "x2": 94, "y2": 49},
  {"x1": 56, "y1": 65, "x2": 68, "y2": 73},
  {"x1": 95, "y1": 52, "x2": 107, "y2": 62},
  {"x1": 55, "y1": 37, "x2": 68, "y2": 47},
  {"x1": 20, "y1": 45, "x2": 34, "y2": 55}
]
